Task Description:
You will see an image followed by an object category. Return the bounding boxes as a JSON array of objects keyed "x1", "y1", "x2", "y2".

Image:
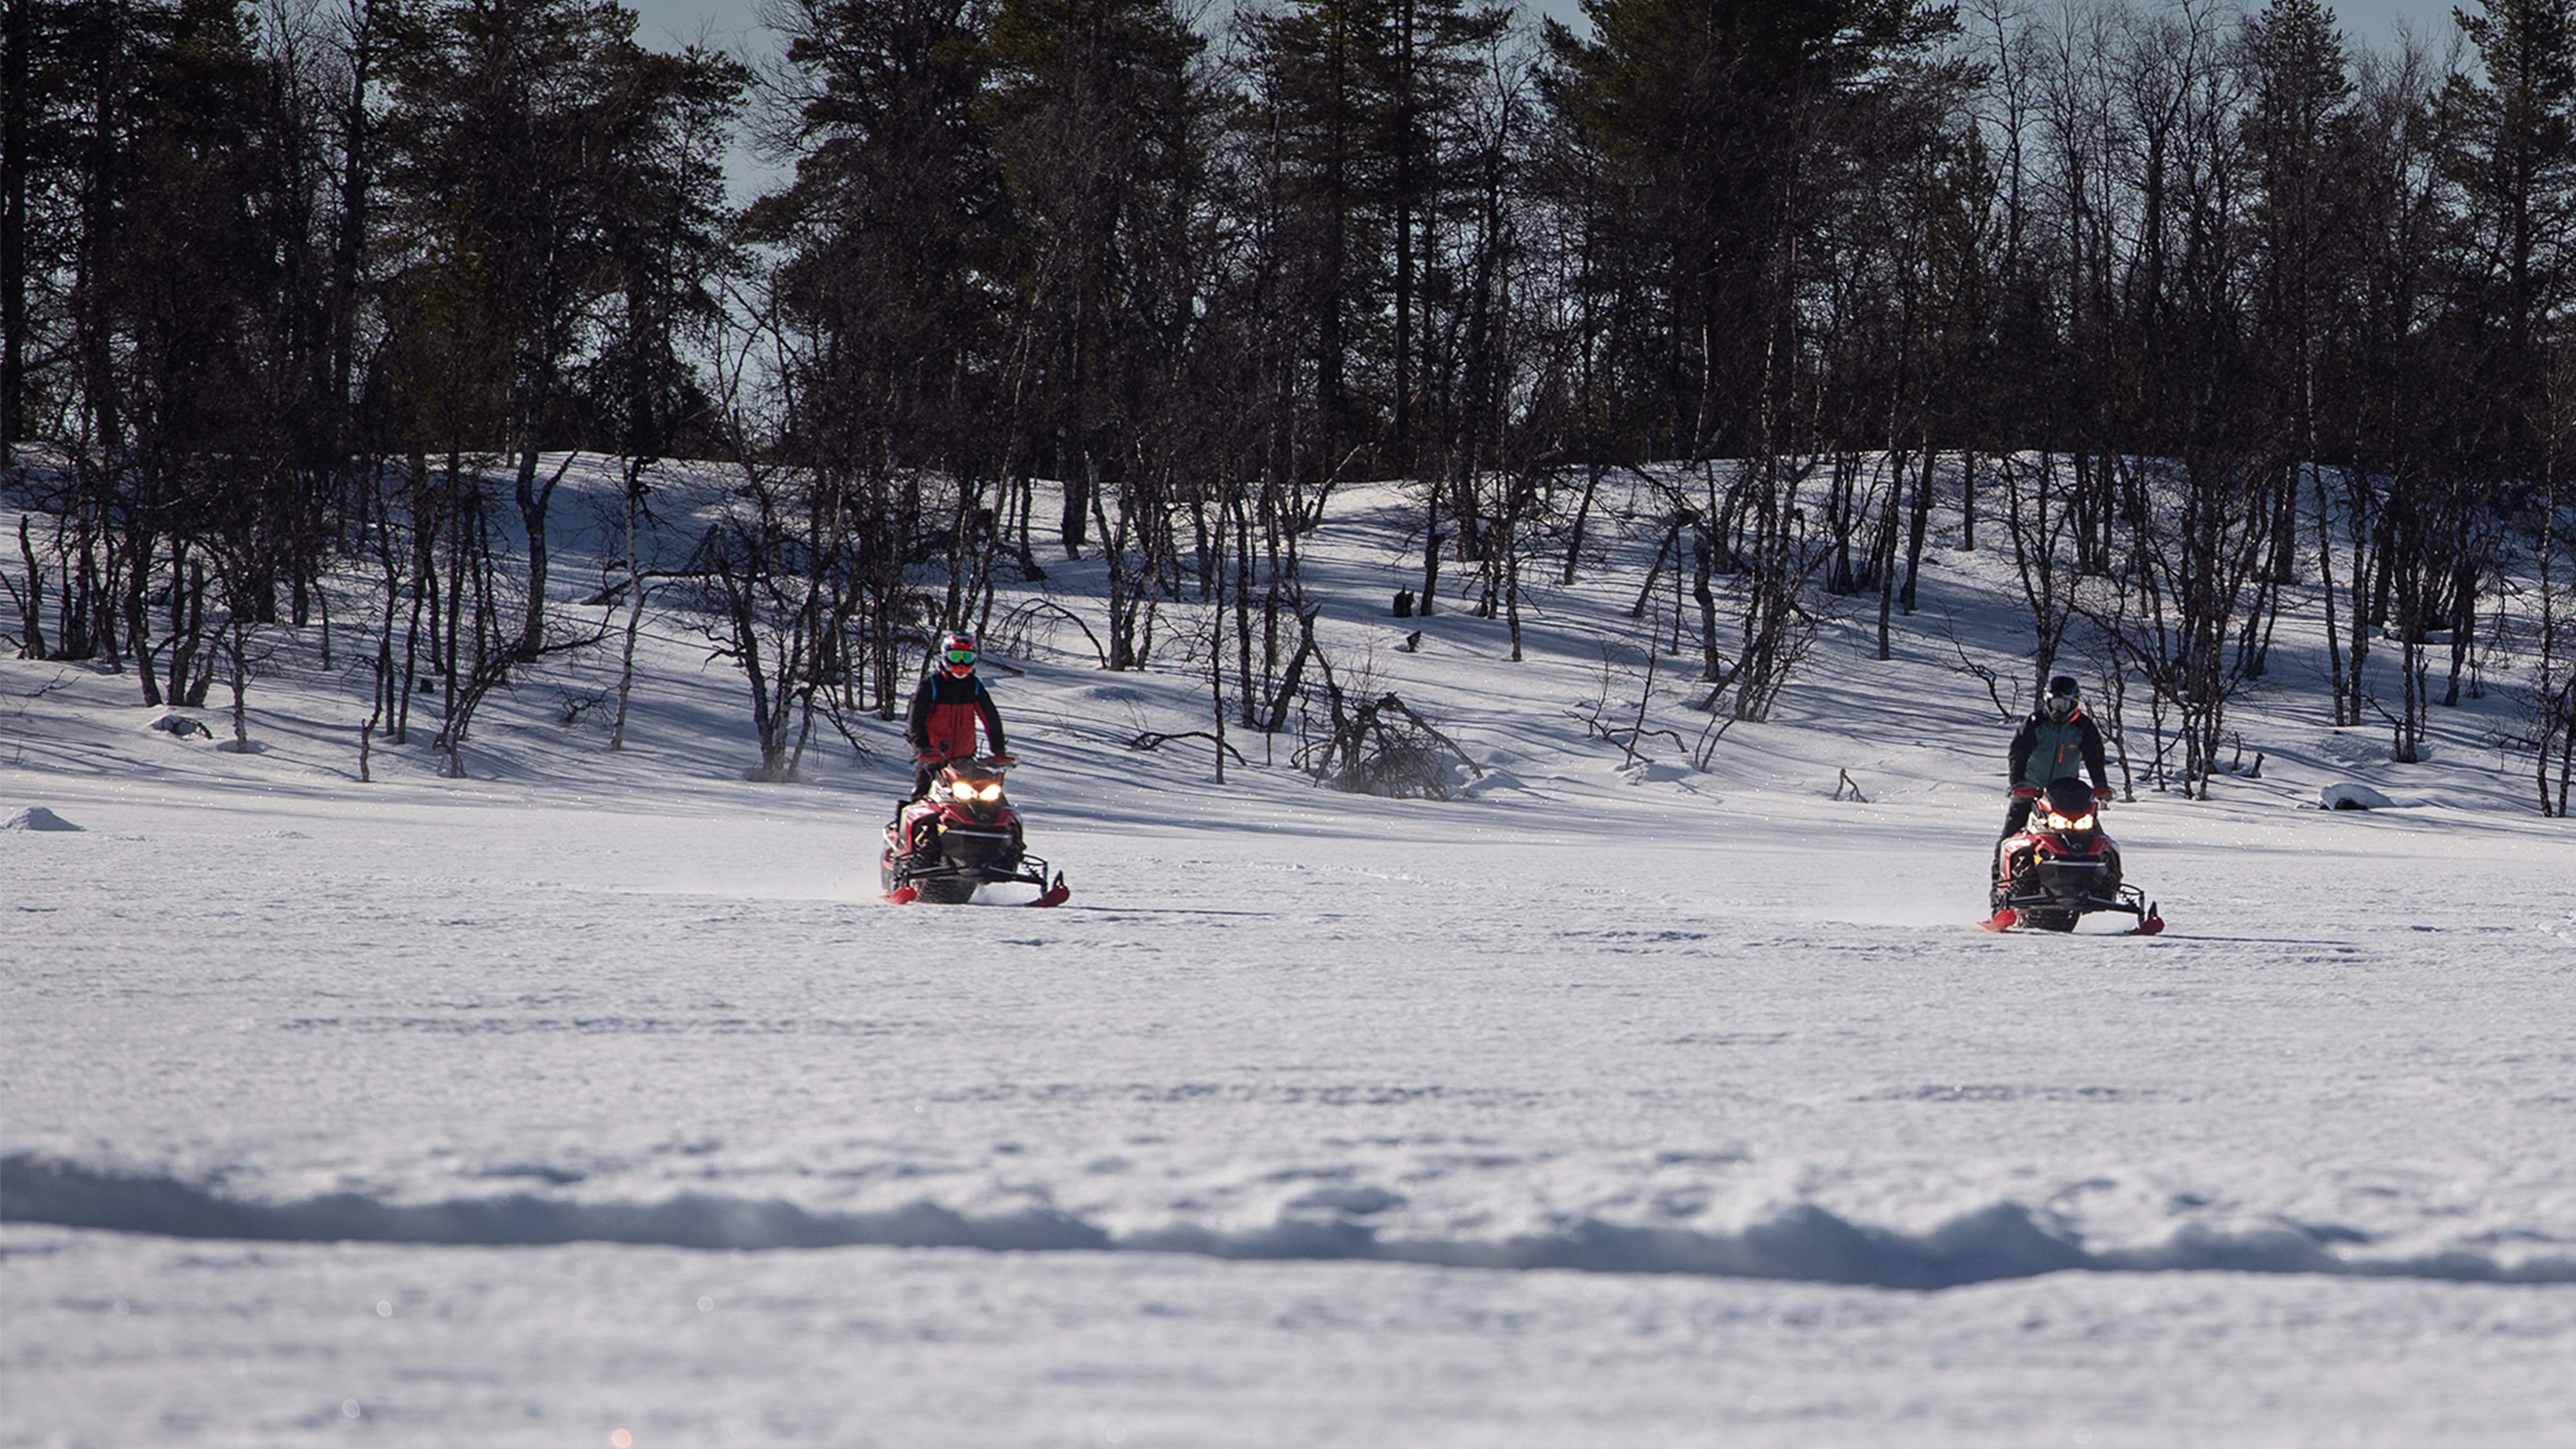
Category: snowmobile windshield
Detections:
[{"x1": 2041, "y1": 779, "x2": 2097, "y2": 826}]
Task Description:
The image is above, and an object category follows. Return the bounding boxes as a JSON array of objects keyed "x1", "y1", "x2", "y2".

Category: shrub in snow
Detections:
[
  {"x1": 2, "y1": 806, "x2": 81, "y2": 831},
  {"x1": 1303, "y1": 692, "x2": 1481, "y2": 800},
  {"x1": 2322, "y1": 782, "x2": 2395, "y2": 811}
]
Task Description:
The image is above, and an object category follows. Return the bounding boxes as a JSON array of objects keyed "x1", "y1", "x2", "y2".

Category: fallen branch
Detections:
[
  {"x1": 1604, "y1": 725, "x2": 1689, "y2": 755},
  {"x1": 1129, "y1": 729, "x2": 1248, "y2": 765}
]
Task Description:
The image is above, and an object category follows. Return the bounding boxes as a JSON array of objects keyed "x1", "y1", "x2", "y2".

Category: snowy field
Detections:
[{"x1": 6, "y1": 466, "x2": 2575, "y2": 1445}]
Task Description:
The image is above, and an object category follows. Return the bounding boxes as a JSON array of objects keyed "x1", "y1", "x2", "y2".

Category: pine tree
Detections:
[
  {"x1": 379, "y1": 0, "x2": 733, "y2": 661},
  {"x1": 1537, "y1": 0, "x2": 1953, "y2": 458},
  {"x1": 1236, "y1": 0, "x2": 1397, "y2": 478},
  {"x1": 982, "y1": 0, "x2": 1208, "y2": 547},
  {"x1": 2446, "y1": 0, "x2": 2576, "y2": 471},
  {"x1": 2242, "y1": 0, "x2": 2356, "y2": 588}
]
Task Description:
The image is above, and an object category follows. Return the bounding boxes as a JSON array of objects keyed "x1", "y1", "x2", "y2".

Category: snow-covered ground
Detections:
[{"x1": 6, "y1": 464, "x2": 2574, "y2": 1445}]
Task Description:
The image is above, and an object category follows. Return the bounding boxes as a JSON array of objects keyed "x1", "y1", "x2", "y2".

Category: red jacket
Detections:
[{"x1": 906, "y1": 671, "x2": 1006, "y2": 761}]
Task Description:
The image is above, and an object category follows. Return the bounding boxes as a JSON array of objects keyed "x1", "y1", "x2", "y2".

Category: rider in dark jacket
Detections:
[
  {"x1": 906, "y1": 631, "x2": 1009, "y2": 798},
  {"x1": 2003, "y1": 675, "x2": 2111, "y2": 846}
]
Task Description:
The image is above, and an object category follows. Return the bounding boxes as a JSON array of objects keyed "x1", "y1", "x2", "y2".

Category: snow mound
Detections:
[
  {"x1": 2322, "y1": 782, "x2": 2397, "y2": 811},
  {"x1": 2, "y1": 806, "x2": 81, "y2": 831},
  {"x1": 13, "y1": 1153, "x2": 2572, "y2": 1291}
]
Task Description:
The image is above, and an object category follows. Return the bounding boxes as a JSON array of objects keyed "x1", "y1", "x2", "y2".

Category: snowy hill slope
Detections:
[{"x1": 5, "y1": 462, "x2": 2574, "y2": 1446}]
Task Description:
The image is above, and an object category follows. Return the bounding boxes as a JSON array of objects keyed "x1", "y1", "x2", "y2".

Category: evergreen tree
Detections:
[
  {"x1": 2445, "y1": 0, "x2": 2576, "y2": 472},
  {"x1": 749, "y1": 0, "x2": 1006, "y2": 469},
  {"x1": 1537, "y1": 0, "x2": 1953, "y2": 458},
  {"x1": 379, "y1": 0, "x2": 735, "y2": 660},
  {"x1": 1236, "y1": 0, "x2": 1396, "y2": 477},
  {"x1": 982, "y1": 0, "x2": 1209, "y2": 546}
]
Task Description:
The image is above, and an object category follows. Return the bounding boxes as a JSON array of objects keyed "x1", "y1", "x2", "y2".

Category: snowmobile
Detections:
[
  {"x1": 1982, "y1": 777, "x2": 2162, "y2": 934},
  {"x1": 881, "y1": 756, "x2": 1070, "y2": 906}
]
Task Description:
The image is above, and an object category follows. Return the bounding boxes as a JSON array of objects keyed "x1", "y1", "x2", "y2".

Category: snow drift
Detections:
[{"x1": 12, "y1": 1154, "x2": 2571, "y2": 1291}]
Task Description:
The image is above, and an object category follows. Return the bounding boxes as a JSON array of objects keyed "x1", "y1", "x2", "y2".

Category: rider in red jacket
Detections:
[{"x1": 905, "y1": 631, "x2": 1009, "y2": 797}]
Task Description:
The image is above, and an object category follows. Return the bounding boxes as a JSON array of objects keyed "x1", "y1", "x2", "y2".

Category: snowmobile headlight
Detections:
[
  {"x1": 2046, "y1": 811, "x2": 2096, "y2": 831},
  {"x1": 971, "y1": 782, "x2": 1004, "y2": 801}
]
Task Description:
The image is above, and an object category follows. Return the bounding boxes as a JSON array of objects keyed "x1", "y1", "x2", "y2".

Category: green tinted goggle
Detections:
[{"x1": 944, "y1": 649, "x2": 977, "y2": 665}]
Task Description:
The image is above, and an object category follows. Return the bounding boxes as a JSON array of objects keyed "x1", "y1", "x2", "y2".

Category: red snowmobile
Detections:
[
  {"x1": 882, "y1": 756, "x2": 1070, "y2": 906},
  {"x1": 1983, "y1": 778, "x2": 2162, "y2": 934}
]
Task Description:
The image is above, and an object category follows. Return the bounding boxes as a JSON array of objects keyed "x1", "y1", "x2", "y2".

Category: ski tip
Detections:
[
  {"x1": 2131, "y1": 912, "x2": 2164, "y2": 936},
  {"x1": 884, "y1": 885, "x2": 919, "y2": 905},
  {"x1": 1028, "y1": 873, "x2": 1070, "y2": 908},
  {"x1": 1979, "y1": 908, "x2": 2018, "y2": 933}
]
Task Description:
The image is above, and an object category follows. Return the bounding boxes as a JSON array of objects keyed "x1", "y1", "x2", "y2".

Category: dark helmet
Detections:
[
  {"x1": 2043, "y1": 675, "x2": 2080, "y2": 721},
  {"x1": 938, "y1": 630, "x2": 978, "y2": 678}
]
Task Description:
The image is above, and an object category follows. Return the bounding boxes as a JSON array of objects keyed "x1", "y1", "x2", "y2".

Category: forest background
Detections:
[{"x1": 6, "y1": 0, "x2": 2576, "y2": 810}]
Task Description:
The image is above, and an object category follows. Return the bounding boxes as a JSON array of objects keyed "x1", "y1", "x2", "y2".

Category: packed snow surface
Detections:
[{"x1": 5, "y1": 464, "x2": 2574, "y2": 1445}]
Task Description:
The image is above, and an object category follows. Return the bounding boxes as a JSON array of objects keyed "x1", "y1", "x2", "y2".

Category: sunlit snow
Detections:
[{"x1": 5, "y1": 462, "x2": 2572, "y2": 1445}]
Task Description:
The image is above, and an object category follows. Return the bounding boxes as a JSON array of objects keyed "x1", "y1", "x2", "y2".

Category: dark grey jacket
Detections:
[{"x1": 2009, "y1": 709, "x2": 2108, "y2": 790}]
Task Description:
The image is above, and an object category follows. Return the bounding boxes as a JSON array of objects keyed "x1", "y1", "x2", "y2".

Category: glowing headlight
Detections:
[
  {"x1": 973, "y1": 783, "x2": 1004, "y2": 801},
  {"x1": 2045, "y1": 811, "x2": 2096, "y2": 831}
]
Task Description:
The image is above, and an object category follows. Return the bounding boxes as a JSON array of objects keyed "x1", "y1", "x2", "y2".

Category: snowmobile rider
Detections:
[
  {"x1": 2002, "y1": 674, "x2": 2113, "y2": 845},
  {"x1": 906, "y1": 631, "x2": 1011, "y2": 799}
]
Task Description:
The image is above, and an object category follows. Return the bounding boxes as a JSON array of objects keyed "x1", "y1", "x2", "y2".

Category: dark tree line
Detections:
[{"x1": 4, "y1": 0, "x2": 2574, "y2": 808}]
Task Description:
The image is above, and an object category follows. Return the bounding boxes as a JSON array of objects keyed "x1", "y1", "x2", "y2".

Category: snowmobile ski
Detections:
[{"x1": 1978, "y1": 905, "x2": 2167, "y2": 935}]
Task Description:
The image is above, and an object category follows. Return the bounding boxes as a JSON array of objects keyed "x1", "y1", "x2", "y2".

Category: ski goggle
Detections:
[{"x1": 943, "y1": 648, "x2": 977, "y2": 667}]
